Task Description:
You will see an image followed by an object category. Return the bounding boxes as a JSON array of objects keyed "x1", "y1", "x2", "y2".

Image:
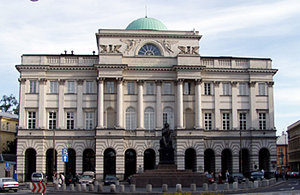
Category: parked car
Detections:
[
  {"x1": 65, "y1": 174, "x2": 76, "y2": 185},
  {"x1": 31, "y1": 172, "x2": 46, "y2": 183},
  {"x1": 289, "y1": 172, "x2": 300, "y2": 178},
  {"x1": 205, "y1": 174, "x2": 215, "y2": 184},
  {"x1": 228, "y1": 173, "x2": 246, "y2": 183},
  {"x1": 78, "y1": 171, "x2": 95, "y2": 185},
  {"x1": 249, "y1": 171, "x2": 264, "y2": 181},
  {"x1": 0, "y1": 178, "x2": 19, "y2": 192},
  {"x1": 104, "y1": 175, "x2": 118, "y2": 185}
]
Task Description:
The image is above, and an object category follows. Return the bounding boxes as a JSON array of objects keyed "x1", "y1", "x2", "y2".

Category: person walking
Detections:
[
  {"x1": 218, "y1": 171, "x2": 222, "y2": 184},
  {"x1": 225, "y1": 170, "x2": 230, "y2": 183}
]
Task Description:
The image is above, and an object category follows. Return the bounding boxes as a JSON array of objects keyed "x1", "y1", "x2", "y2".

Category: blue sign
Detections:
[
  {"x1": 62, "y1": 148, "x2": 68, "y2": 162},
  {"x1": 5, "y1": 162, "x2": 10, "y2": 167}
]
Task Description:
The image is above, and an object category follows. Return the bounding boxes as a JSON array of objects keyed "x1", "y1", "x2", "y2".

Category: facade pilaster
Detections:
[
  {"x1": 195, "y1": 79, "x2": 202, "y2": 129},
  {"x1": 176, "y1": 80, "x2": 184, "y2": 129},
  {"x1": 77, "y1": 80, "x2": 84, "y2": 129},
  {"x1": 58, "y1": 79, "x2": 65, "y2": 129},
  {"x1": 155, "y1": 81, "x2": 162, "y2": 129},
  {"x1": 214, "y1": 81, "x2": 221, "y2": 130},
  {"x1": 97, "y1": 78, "x2": 104, "y2": 128},
  {"x1": 18, "y1": 78, "x2": 26, "y2": 129},
  {"x1": 232, "y1": 155, "x2": 239, "y2": 173},
  {"x1": 137, "y1": 80, "x2": 144, "y2": 129},
  {"x1": 76, "y1": 155, "x2": 83, "y2": 174},
  {"x1": 57, "y1": 154, "x2": 63, "y2": 174},
  {"x1": 249, "y1": 82, "x2": 257, "y2": 129},
  {"x1": 215, "y1": 154, "x2": 221, "y2": 173},
  {"x1": 231, "y1": 82, "x2": 238, "y2": 129},
  {"x1": 38, "y1": 78, "x2": 46, "y2": 129},
  {"x1": 116, "y1": 79, "x2": 124, "y2": 128},
  {"x1": 268, "y1": 82, "x2": 275, "y2": 129}
]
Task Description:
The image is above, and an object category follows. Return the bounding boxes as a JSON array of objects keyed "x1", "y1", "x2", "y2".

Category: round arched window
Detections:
[{"x1": 138, "y1": 44, "x2": 161, "y2": 56}]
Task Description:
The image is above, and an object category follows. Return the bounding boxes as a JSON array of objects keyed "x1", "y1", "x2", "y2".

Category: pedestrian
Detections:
[
  {"x1": 60, "y1": 173, "x2": 65, "y2": 184},
  {"x1": 275, "y1": 170, "x2": 278, "y2": 181},
  {"x1": 225, "y1": 170, "x2": 230, "y2": 183},
  {"x1": 218, "y1": 171, "x2": 222, "y2": 184},
  {"x1": 285, "y1": 169, "x2": 289, "y2": 180},
  {"x1": 261, "y1": 169, "x2": 265, "y2": 179}
]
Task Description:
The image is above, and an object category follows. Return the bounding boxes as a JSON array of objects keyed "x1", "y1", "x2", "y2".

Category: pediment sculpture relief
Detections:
[
  {"x1": 120, "y1": 39, "x2": 141, "y2": 54},
  {"x1": 157, "y1": 40, "x2": 178, "y2": 54}
]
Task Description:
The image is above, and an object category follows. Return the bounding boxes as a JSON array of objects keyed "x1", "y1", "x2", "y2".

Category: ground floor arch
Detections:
[
  {"x1": 204, "y1": 149, "x2": 215, "y2": 174},
  {"x1": 185, "y1": 148, "x2": 196, "y2": 172},
  {"x1": 221, "y1": 149, "x2": 232, "y2": 177},
  {"x1": 46, "y1": 148, "x2": 57, "y2": 182},
  {"x1": 259, "y1": 148, "x2": 270, "y2": 172},
  {"x1": 83, "y1": 149, "x2": 95, "y2": 172},
  {"x1": 239, "y1": 148, "x2": 250, "y2": 174},
  {"x1": 25, "y1": 148, "x2": 36, "y2": 182},
  {"x1": 65, "y1": 148, "x2": 76, "y2": 176},
  {"x1": 124, "y1": 149, "x2": 136, "y2": 179},
  {"x1": 144, "y1": 149, "x2": 156, "y2": 171},
  {"x1": 104, "y1": 148, "x2": 116, "y2": 177}
]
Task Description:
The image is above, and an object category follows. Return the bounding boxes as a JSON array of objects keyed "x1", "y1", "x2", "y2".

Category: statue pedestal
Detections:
[{"x1": 159, "y1": 148, "x2": 174, "y2": 164}]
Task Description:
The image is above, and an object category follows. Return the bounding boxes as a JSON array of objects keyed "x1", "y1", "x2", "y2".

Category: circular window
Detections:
[{"x1": 138, "y1": 44, "x2": 161, "y2": 56}]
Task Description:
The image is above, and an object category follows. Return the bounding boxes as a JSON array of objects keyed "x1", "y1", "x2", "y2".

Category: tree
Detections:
[{"x1": 0, "y1": 94, "x2": 18, "y2": 113}]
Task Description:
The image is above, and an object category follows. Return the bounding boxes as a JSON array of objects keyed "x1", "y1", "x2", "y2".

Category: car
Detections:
[
  {"x1": 249, "y1": 171, "x2": 264, "y2": 181},
  {"x1": 0, "y1": 177, "x2": 19, "y2": 192},
  {"x1": 65, "y1": 174, "x2": 76, "y2": 185},
  {"x1": 205, "y1": 174, "x2": 215, "y2": 184},
  {"x1": 104, "y1": 175, "x2": 118, "y2": 185},
  {"x1": 228, "y1": 173, "x2": 246, "y2": 183},
  {"x1": 78, "y1": 171, "x2": 95, "y2": 185},
  {"x1": 31, "y1": 172, "x2": 46, "y2": 183},
  {"x1": 289, "y1": 172, "x2": 300, "y2": 178}
]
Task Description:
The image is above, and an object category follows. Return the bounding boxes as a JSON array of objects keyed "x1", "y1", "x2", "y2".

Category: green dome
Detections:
[{"x1": 126, "y1": 17, "x2": 167, "y2": 31}]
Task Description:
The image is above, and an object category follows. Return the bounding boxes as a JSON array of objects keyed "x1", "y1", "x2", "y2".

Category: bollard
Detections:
[
  {"x1": 28, "y1": 183, "x2": 33, "y2": 190},
  {"x1": 96, "y1": 183, "x2": 103, "y2": 192},
  {"x1": 224, "y1": 183, "x2": 229, "y2": 190},
  {"x1": 76, "y1": 183, "x2": 82, "y2": 192},
  {"x1": 81, "y1": 184, "x2": 87, "y2": 192},
  {"x1": 254, "y1": 180, "x2": 259, "y2": 188},
  {"x1": 258, "y1": 180, "x2": 262, "y2": 187},
  {"x1": 233, "y1": 182, "x2": 238, "y2": 190},
  {"x1": 212, "y1": 183, "x2": 217, "y2": 191},
  {"x1": 70, "y1": 184, "x2": 75, "y2": 191},
  {"x1": 130, "y1": 184, "x2": 136, "y2": 192},
  {"x1": 190, "y1": 183, "x2": 196, "y2": 192},
  {"x1": 266, "y1": 180, "x2": 269, "y2": 186},
  {"x1": 248, "y1": 181, "x2": 254, "y2": 188},
  {"x1": 176, "y1": 184, "x2": 182, "y2": 192},
  {"x1": 89, "y1": 184, "x2": 94, "y2": 191},
  {"x1": 262, "y1": 179, "x2": 267, "y2": 187},
  {"x1": 94, "y1": 181, "x2": 99, "y2": 186},
  {"x1": 203, "y1": 183, "x2": 208, "y2": 191},
  {"x1": 146, "y1": 184, "x2": 152, "y2": 193},
  {"x1": 162, "y1": 184, "x2": 168, "y2": 192},
  {"x1": 240, "y1": 182, "x2": 245, "y2": 189},
  {"x1": 119, "y1": 184, "x2": 125, "y2": 193},
  {"x1": 110, "y1": 184, "x2": 116, "y2": 193},
  {"x1": 55, "y1": 184, "x2": 60, "y2": 191},
  {"x1": 245, "y1": 178, "x2": 249, "y2": 184},
  {"x1": 62, "y1": 184, "x2": 66, "y2": 191}
]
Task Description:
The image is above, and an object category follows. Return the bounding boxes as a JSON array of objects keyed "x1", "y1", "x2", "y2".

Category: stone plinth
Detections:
[{"x1": 131, "y1": 164, "x2": 208, "y2": 187}]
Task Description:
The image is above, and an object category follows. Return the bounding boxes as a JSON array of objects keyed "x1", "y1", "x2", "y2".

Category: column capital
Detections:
[
  {"x1": 58, "y1": 79, "x2": 65, "y2": 85},
  {"x1": 18, "y1": 78, "x2": 26, "y2": 84},
  {"x1": 137, "y1": 80, "x2": 144, "y2": 85},
  {"x1": 267, "y1": 81, "x2": 274, "y2": 87},
  {"x1": 97, "y1": 77, "x2": 105, "y2": 81},
  {"x1": 249, "y1": 81, "x2": 256, "y2": 87},
  {"x1": 231, "y1": 81, "x2": 238, "y2": 87},
  {"x1": 214, "y1": 81, "x2": 220, "y2": 86},
  {"x1": 39, "y1": 78, "x2": 47, "y2": 84},
  {"x1": 176, "y1": 79, "x2": 184, "y2": 84},
  {"x1": 155, "y1": 80, "x2": 162, "y2": 85},
  {"x1": 195, "y1": 79, "x2": 202, "y2": 84},
  {"x1": 77, "y1": 79, "x2": 84, "y2": 85}
]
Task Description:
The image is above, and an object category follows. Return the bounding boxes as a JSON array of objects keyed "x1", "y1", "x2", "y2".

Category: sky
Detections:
[{"x1": 0, "y1": 0, "x2": 299, "y2": 135}]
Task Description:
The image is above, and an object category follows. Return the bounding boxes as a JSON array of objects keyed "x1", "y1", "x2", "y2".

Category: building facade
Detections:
[
  {"x1": 287, "y1": 120, "x2": 300, "y2": 171},
  {"x1": 16, "y1": 17, "x2": 277, "y2": 182},
  {"x1": 0, "y1": 111, "x2": 18, "y2": 154},
  {"x1": 276, "y1": 132, "x2": 288, "y2": 171}
]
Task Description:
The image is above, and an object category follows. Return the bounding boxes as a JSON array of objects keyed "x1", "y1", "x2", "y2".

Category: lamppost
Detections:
[
  {"x1": 53, "y1": 128, "x2": 56, "y2": 179},
  {"x1": 285, "y1": 133, "x2": 288, "y2": 169},
  {"x1": 240, "y1": 129, "x2": 242, "y2": 174}
]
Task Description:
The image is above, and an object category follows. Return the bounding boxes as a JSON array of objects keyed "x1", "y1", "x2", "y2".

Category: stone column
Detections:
[
  {"x1": 76, "y1": 155, "x2": 83, "y2": 174},
  {"x1": 156, "y1": 81, "x2": 162, "y2": 129},
  {"x1": 97, "y1": 78, "x2": 104, "y2": 128},
  {"x1": 176, "y1": 80, "x2": 184, "y2": 129},
  {"x1": 77, "y1": 80, "x2": 84, "y2": 129},
  {"x1": 231, "y1": 82, "x2": 238, "y2": 129},
  {"x1": 249, "y1": 82, "x2": 257, "y2": 129},
  {"x1": 116, "y1": 79, "x2": 124, "y2": 128},
  {"x1": 58, "y1": 79, "x2": 65, "y2": 129},
  {"x1": 215, "y1": 154, "x2": 221, "y2": 174},
  {"x1": 38, "y1": 78, "x2": 46, "y2": 129},
  {"x1": 232, "y1": 155, "x2": 239, "y2": 173},
  {"x1": 137, "y1": 81, "x2": 144, "y2": 129},
  {"x1": 18, "y1": 78, "x2": 26, "y2": 129},
  {"x1": 214, "y1": 81, "x2": 221, "y2": 130},
  {"x1": 195, "y1": 79, "x2": 202, "y2": 129},
  {"x1": 268, "y1": 82, "x2": 274, "y2": 129}
]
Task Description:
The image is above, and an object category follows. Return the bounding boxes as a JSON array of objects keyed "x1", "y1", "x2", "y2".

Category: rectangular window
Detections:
[
  {"x1": 258, "y1": 83, "x2": 267, "y2": 96},
  {"x1": 127, "y1": 82, "x2": 135, "y2": 94},
  {"x1": 239, "y1": 83, "x2": 248, "y2": 96},
  {"x1": 239, "y1": 113, "x2": 247, "y2": 130},
  {"x1": 66, "y1": 112, "x2": 75, "y2": 130},
  {"x1": 50, "y1": 81, "x2": 58, "y2": 93},
  {"x1": 204, "y1": 83, "x2": 211, "y2": 95},
  {"x1": 28, "y1": 111, "x2": 36, "y2": 129},
  {"x1": 86, "y1": 81, "x2": 94, "y2": 94},
  {"x1": 146, "y1": 82, "x2": 154, "y2": 95},
  {"x1": 184, "y1": 82, "x2": 192, "y2": 95},
  {"x1": 204, "y1": 113, "x2": 212, "y2": 130},
  {"x1": 48, "y1": 111, "x2": 57, "y2": 129},
  {"x1": 222, "y1": 113, "x2": 230, "y2": 130},
  {"x1": 163, "y1": 82, "x2": 172, "y2": 95},
  {"x1": 106, "y1": 81, "x2": 114, "y2": 94},
  {"x1": 222, "y1": 83, "x2": 231, "y2": 95},
  {"x1": 85, "y1": 112, "x2": 94, "y2": 130},
  {"x1": 29, "y1": 80, "x2": 37, "y2": 93},
  {"x1": 67, "y1": 81, "x2": 75, "y2": 93},
  {"x1": 259, "y1": 113, "x2": 266, "y2": 130}
]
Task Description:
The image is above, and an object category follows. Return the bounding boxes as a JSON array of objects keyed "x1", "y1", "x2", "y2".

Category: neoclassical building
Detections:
[{"x1": 16, "y1": 17, "x2": 278, "y2": 182}]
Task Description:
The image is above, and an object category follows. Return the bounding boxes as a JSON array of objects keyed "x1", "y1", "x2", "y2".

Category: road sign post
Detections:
[{"x1": 62, "y1": 148, "x2": 68, "y2": 162}]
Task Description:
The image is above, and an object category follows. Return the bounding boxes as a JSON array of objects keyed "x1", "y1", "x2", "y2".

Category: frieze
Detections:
[
  {"x1": 120, "y1": 39, "x2": 141, "y2": 54},
  {"x1": 99, "y1": 44, "x2": 122, "y2": 53},
  {"x1": 157, "y1": 40, "x2": 178, "y2": 54},
  {"x1": 178, "y1": 46, "x2": 199, "y2": 55}
]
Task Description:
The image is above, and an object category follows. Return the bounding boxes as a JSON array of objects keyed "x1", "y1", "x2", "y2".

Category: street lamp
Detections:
[
  {"x1": 53, "y1": 128, "x2": 56, "y2": 180},
  {"x1": 240, "y1": 129, "x2": 242, "y2": 174}
]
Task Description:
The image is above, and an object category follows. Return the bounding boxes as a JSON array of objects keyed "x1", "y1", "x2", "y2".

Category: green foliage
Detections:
[{"x1": 0, "y1": 94, "x2": 18, "y2": 114}]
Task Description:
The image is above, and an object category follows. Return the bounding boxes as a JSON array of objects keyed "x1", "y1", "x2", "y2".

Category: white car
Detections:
[{"x1": 0, "y1": 177, "x2": 19, "y2": 192}]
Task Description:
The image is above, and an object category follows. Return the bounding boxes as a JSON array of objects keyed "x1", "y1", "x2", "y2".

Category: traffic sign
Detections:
[
  {"x1": 62, "y1": 155, "x2": 68, "y2": 162},
  {"x1": 62, "y1": 148, "x2": 68, "y2": 162},
  {"x1": 5, "y1": 162, "x2": 10, "y2": 167},
  {"x1": 62, "y1": 148, "x2": 68, "y2": 155},
  {"x1": 32, "y1": 182, "x2": 46, "y2": 193}
]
